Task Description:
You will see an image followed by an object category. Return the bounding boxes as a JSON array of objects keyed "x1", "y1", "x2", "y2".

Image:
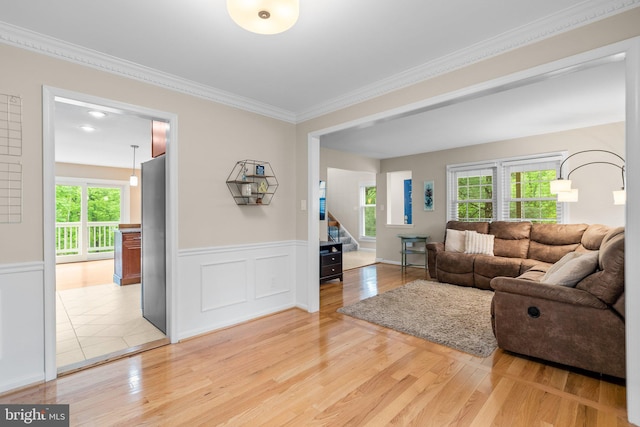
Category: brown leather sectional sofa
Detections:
[
  {"x1": 426, "y1": 220, "x2": 626, "y2": 378},
  {"x1": 426, "y1": 220, "x2": 613, "y2": 289}
]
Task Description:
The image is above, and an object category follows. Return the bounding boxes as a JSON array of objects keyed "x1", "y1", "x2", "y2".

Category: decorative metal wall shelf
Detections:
[{"x1": 226, "y1": 160, "x2": 278, "y2": 205}]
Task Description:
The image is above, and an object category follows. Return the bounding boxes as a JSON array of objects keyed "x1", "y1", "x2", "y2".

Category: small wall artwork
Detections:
[
  {"x1": 319, "y1": 180, "x2": 326, "y2": 220},
  {"x1": 424, "y1": 180, "x2": 434, "y2": 211}
]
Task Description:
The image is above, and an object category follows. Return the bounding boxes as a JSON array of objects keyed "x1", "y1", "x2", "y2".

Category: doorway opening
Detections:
[
  {"x1": 43, "y1": 88, "x2": 177, "y2": 378},
  {"x1": 325, "y1": 167, "x2": 377, "y2": 271}
]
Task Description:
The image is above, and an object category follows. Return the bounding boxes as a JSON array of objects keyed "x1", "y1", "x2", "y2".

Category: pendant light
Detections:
[
  {"x1": 130, "y1": 145, "x2": 139, "y2": 187},
  {"x1": 227, "y1": 0, "x2": 299, "y2": 35}
]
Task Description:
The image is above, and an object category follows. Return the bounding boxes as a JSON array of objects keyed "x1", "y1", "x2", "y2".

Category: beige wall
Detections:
[
  {"x1": 56, "y1": 162, "x2": 142, "y2": 224},
  {"x1": 319, "y1": 147, "x2": 380, "y2": 179},
  {"x1": 376, "y1": 123, "x2": 625, "y2": 263},
  {"x1": 0, "y1": 43, "x2": 296, "y2": 263}
]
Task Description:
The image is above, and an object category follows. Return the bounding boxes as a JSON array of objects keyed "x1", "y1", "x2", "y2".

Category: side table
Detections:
[
  {"x1": 398, "y1": 234, "x2": 429, "y2": 272},
  {"x1": 320, "y1": 241, "x2": 343, "y2": 282}
]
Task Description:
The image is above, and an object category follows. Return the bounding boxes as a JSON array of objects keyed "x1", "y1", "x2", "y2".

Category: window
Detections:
[
  {"x1": 87, "y1": 186, "x2": 122, "y2": 253},
  {"x1": 451, "y1": 167, "x2": 496, "y2": 222},
  {"x1": 504, "y1": 161, "x2": 559, "y2": 223},
  {"x1": 447, "y1": 154, "x2": 563, "y2": 223},
  {"x1": 361, "y1": 184, "x2": 376, "y2": 238},
  {"x1": 55, "y1": 179, "x2": 128, "y2": 261}
]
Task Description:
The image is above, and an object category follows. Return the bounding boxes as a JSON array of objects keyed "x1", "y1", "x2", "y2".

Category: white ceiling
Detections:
[
  {"x1": 54, "y1": 100, "x2": 153, "y2": 169},
  {"x1": 0, "y1": 1, "x2": 635, "y2": 166}
]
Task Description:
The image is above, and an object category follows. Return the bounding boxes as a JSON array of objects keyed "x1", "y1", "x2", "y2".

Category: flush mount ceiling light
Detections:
[
  {"x1": 79, "y1": 124, "x2": 96, "y2": 132},
  {"x1": 88, "y1": 110, "x2": 107, "y2": 118},
  {"x1": 227, "y1": 0, "x2": 299, "y2": 35}
]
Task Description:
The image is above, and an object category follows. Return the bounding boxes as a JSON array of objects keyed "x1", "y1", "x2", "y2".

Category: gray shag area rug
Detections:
[{"x1": 337, "y1": 280, "x2": 497, "y2": 357}]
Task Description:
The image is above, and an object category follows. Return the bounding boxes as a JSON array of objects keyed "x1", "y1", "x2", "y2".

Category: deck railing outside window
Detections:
[
  {"x1": 56, "y1": 221, "x2": 119, "y2": 256},
  {"x1": 56, "y1": 222, "x2": 80, "y2": 256}
]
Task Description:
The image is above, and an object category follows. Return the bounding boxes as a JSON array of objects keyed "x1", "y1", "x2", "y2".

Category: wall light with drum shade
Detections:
[
  {"x1": 550, "y1": 149, "x2": 625, "y2": 205},
  {"x1": 130, "y1": 144, "x2": 139, "y2": 187},
  {"x1": 227, "y1": 0, "x2": 299, "y2": 35}
]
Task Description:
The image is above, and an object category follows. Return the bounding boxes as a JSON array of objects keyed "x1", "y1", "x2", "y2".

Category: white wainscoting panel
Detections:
[
  {"x1": 0, "y1": 262, "x2": 45, "y2": 393},
  {"x1": 178, "y1": 241, "x2": 298, "y2": 340},
  {"x1": 201, "y1": 260, "x2": 248, "y2": 311},
  {"x1": 255, "y1": 254, "x2": 290, "y2": 299}
]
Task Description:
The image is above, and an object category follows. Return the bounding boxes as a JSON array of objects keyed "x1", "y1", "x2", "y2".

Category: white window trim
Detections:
[
  {"x1": 501, "y1": 156, "x2": 563, "y2": 222},
  {"x1": 447, "y1": 161, "x2": 498, "y2": 222},
  {"x1": 360, "y1": 181, "x2": 376, "y2": 241},
  {"x1": 447, "y1": 152, "x2": 565, "y2": 223}
]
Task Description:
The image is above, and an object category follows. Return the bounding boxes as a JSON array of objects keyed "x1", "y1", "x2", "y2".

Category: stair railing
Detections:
[
  {"x1": 327, "y1": 212, "x2": 341, "y2": 242},
  {"x1": 326, "y1": 212, "x2": 359, "y2": 251}
]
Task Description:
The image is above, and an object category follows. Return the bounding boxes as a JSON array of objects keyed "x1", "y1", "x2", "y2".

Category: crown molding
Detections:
[
  {"x1": 1, "y1": 0, "x2": 638, "y2": 124},
  {"x1": 0, "y1": 21, "x2": 298, "y2": 123},
  {"x1": 295, "y1": 0, "x2": 640, "y2": 122}
]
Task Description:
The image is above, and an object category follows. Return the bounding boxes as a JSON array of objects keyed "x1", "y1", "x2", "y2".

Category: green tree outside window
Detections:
[{"x1": 363, "y1": 186, "x2": 376, "y2": 237}]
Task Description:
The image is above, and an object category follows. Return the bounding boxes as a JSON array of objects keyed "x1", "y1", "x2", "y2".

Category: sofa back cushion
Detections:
[
  {"x1": 489, "y1": 221, "x2": 531, "y2": 258},
  {"x1": 576, "y1": 227, "x2": 625, "y2": 306},
  {"x1": 528, "y1": 223, "x2": 588, "y2": 263},
  {"x1": 579, "y1": 224, "x2": 612, "y2": 251},
  {"x1": 446, "y1": 220, "x2": 489, "y2": 234}
]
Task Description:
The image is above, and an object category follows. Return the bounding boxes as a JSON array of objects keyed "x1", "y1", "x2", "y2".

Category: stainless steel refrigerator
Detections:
[{"x1": 141, "y1": 155, "x2": 166, "y2": 334}]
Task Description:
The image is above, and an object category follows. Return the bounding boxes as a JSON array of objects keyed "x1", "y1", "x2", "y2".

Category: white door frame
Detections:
[
  {"x1": 42, "y1": 86, "x2": 179, "y2": 381},
  {"x1": 307, "y1": 37, "x2": 640, "y2": 424}
]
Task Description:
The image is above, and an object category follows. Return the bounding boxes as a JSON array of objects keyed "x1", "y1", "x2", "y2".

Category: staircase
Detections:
[{"x1": 327, "y1": 212, "x2": 358, "y2": 252}]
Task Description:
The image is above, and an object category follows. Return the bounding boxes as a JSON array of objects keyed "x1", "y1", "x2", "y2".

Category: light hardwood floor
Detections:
[{"x1": 2, "y1": 263, "x2": 633, "y2": 426}]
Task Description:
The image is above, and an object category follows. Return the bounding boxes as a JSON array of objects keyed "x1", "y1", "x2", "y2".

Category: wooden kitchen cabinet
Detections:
[{"x1": 113, "y1": 224, "x2": 141, "y2": 285}]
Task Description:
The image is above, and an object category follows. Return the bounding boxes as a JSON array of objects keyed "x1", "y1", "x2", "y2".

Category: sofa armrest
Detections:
[
  {"x1": 490, "y1": 276, "x2": 607, "y2": 309},
  {"x1": 426, "y1": 242, "x2": 444, "y2": 253},
  {"x1": 426, "y1": 242, "x2": 444, "y2": 280}
]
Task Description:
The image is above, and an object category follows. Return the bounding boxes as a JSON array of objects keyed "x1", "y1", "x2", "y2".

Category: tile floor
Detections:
[{"x1": 56, "y1": 283, "x2": 166, "y2": 368}]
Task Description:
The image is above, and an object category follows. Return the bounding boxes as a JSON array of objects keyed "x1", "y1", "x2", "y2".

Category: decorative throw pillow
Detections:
[
  {"x1": 542, "y1": 251, "x2": 582, "y2": 278},
  {"x1": 464, "y1": 230, "x2": 494, "y2": 256},
  {"x1": 444, "y1": 229, "x2": 466, "y2": 252},
  {"x1": 542, "y1": 251, "x2": 599, "y2": 287}
]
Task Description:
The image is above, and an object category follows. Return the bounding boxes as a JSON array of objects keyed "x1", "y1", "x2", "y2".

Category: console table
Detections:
[{"x1": 398, "y1": 234, "x2": 429, "y2": 271}]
